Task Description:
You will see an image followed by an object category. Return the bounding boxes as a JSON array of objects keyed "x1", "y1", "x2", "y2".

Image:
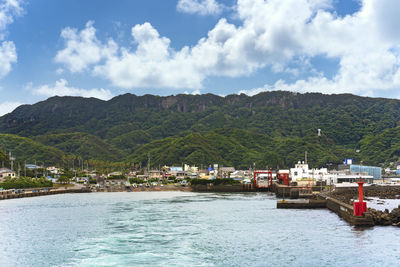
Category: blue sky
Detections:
[{"x1": 1, "y1": 0, "x2": 400, "y2": 115}]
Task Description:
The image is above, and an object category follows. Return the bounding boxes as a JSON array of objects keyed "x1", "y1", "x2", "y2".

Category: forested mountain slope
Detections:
[{"x1": 0, "y1": 91, "x2": 398, "y2": 168}]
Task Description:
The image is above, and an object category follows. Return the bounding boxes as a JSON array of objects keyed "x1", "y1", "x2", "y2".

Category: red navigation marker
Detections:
[{"x1": 353, "y1": 179, "x2": 367, "y2": 216}]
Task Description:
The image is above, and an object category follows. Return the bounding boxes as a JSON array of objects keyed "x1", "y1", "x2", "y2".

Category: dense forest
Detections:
[{"x1": 0, "y1": 91, "x2": 399, "y2": 169}]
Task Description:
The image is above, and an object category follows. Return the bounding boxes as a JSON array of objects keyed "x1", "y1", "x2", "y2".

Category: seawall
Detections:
[
  {"x1": 191, "y1": 184, "x2": 254, "y2": 192},
  {"x1": 0, "y1": 188, "x2": 91, "y2": 200}
]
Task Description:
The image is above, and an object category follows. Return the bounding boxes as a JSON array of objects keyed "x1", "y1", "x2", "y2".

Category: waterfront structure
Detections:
[
  {"x1": 230, "y1": 170, "x2": 252, "y2": 180},
  {"x1": 290, "y1": 161, "x2": 333, "y2": 185},
  {"x1": 0, "y1": 168, "x2": 16, "y2": 182},
  {"x1": 349, "y1": 164, "x2": 382, "y2": 179},
  {"x1": 331, "y1": 171, "x2": 374, "y2": 184},
  {"x1": 46, "y1": 166, "x2": 60, "y2": 174},
  {"x1": 164, "y1": 166, "x2": 185, "y2": 179},
  {"x1": 25, "y1": 164, "x2": 41, "y2": 170},
  {"x1": 288, "y1": 161, "x2": 376, "y2": 185},
  {"x1": 198, "y1": 170, "x2": 212, "y2": 180},
  {"x1": 148, "y1": 170, "x2": 164, "y2": 179},
  {"x1": 338, "y1": 164, "x2": 382, "y2": 179},
  {"x1": 219, "y1": 167, "x2": 235, "y2": 178},
  {"x1": 183, "y1": 165, "x2": 199, "y2": 178}
]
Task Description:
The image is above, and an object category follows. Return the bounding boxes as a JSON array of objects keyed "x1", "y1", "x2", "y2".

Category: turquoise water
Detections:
[{"x1": 0, "y1": 192, "x2": 399, "y2": 266}]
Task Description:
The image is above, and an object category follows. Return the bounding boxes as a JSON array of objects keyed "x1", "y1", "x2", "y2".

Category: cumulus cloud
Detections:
[
  {"x1": 0, "y1": 0, "x2": 22, "y2": 79},
  {"x1": 55, "y1": 0, "x2": 400, "y2": 97},
  {"x1": 183, "y1": 89, "x2": 201, "y2": 95},
  {"x1": 0, "y1": 0, "x2": 23, "y2": 36},
  {"x1": 0, "y1": 40, "x2": 16, "y2": 78},
  {"x1": 55, "y1": 21, "x2": 117, "y2": 72},
  {"x1": 176, "y1": 0, "x2": 223, "y2": 16},
  {"x1": 0, "y1": 101, "x2": 22, "y2": 116},
  {"x1": 93, "y1": 22, "x2": 205, "y2": 89},
  {"x1": 32, "y1": 79, "x2": 114, "y2": 100}
]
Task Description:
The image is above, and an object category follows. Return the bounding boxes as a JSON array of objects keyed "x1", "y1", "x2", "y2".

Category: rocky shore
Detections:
[{"x1": 368, "y1": 207, "x2": 400, "y2": 226}]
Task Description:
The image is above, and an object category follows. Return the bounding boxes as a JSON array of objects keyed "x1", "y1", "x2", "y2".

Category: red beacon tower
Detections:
[{"x1": 353, "y1": 174, "x2": 367, "y2": 216}]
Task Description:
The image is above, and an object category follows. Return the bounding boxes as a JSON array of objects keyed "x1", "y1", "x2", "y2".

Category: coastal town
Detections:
[{"x1": 0, "y1": 154, "x2": 395, "y2": 190}]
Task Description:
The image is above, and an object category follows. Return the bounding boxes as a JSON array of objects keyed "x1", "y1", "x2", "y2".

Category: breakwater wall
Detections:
[
  {"x1": 191, "y1": 184, "x2": 254, "y2": 192},
  {"x1": 277, "y1": 199, "x2": 327, "y2": 209},
  {"x1": 273, "y1": 182, "x2": 375, "y2": 227},
  {"x1": 272, "y1": 183, "x2": 324, "y2": 198},
  {"x1": 0, "y1": 188, "x2": 91, "y2": 200},
  {"x1": 320, "y1": 193, "x2": 374, "y2": 226}
]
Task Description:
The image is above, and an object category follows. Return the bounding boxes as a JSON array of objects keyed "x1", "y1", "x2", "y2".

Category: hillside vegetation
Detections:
[{"x1": 0, "y1": 91, "x2": 399, "y2": 168}]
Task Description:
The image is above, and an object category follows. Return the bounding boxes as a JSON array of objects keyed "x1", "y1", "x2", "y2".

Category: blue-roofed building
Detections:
[
  {"x1": 25, "y1": 164, "x2": 41, "y2": 170},
  {"x1": 350, "y1": 165, "x2": 382, "y2": 179},
  {"x1": 169, "y1": 166, "x2": 183, "y2": 172}
]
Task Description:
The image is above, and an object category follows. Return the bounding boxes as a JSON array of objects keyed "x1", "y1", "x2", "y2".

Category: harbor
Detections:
[
  {"x1": 1, "y1": 191, "x2": 400, "y2": 266},
  {"x1": 1, "y1": 154, "x2": 400, "y2": 229}
]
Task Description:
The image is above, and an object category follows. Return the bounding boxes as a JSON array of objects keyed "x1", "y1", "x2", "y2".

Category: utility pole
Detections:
[
  {"x1": 9, "y1": 151, "x2": 15, "y2": 171},
  {"x1": 147, "y1": 152, "x2": 151, "y2": 174}
]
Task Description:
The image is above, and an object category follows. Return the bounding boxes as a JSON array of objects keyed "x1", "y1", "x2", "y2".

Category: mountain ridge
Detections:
[{"x1": 1, "y1": 91, "x2": 399, "y2": 168}]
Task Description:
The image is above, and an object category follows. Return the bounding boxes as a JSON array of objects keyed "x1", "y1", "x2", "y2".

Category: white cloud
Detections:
[
  {"x1": 55, "y1": 0, "x2": 400, "y2": 97},
  {"x1": 0, "y1": 101, "x2": 22, "y2": 116},
  {"x1": 0, "y1": 40, "x2": 16, "y2": 78},
  {"x1": 0, "y1": 0, "x2": 22, "y2": 79},
  {"x1": 0, "y1": 0, "x2": 23, "y2": 37},
  {"x1": 177, "y1": 0, "x2": 223, "y2": 16},
  {"x1": 55, "y1": 21, "x2": 117, "y2": 72},
  {"x1": 93, "y1": 22, "x2": 205, "y2": 89},
  {"x1": 32, "y1": 79, "x2": 114, "y2": 100},
  {"x1": 183, "y1": 89, "x2": 201, "y2": 95}
]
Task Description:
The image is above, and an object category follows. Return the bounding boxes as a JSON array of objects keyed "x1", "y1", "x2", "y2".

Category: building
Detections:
[
  {"x1": 148, "y1": 170, "x2": 164, "y2": 179},
  {"x1": 336, "y1": 173, "x2": 374, "y2": 184},
  {"x1": 219, "y1": 167, "x2": 235, "y2": 178},
  {"x1": 166, "y1": 166, "x2": 185, "y2": 179},
  {"x1": 25, "y1": 164, "x2": 41, "y2": 170},
  {"x1": 290, "y1": 161, "x2": 331, "y2": 182},
  {"x1": 46, "y1": 166, "x2": 60, "y2": 175},
  {"x1": 108, "y1": 171, "x2": 123, "y2": 177},
  {"x1": 349, "y1": 165, "x2": 382, "y2": 179},
  {"x1": 0, "y1": 168, "x2": 16, "y2": 182},
  {"x1": 230, "y1": 170, "x2": 252, "y2": 180}
]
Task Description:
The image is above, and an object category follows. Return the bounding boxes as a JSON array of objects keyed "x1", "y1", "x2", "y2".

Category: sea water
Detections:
[{"x1": 0, "y1": 192, "x2": 399, "y2": 266}]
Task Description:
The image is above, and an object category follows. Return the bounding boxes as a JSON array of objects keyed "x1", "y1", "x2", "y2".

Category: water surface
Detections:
[{"x1": 0, "y1": 192, "x2": 399, "y2": 266}]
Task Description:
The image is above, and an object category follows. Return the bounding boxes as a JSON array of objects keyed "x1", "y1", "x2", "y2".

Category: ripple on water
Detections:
[{"x1": 1, "y1": 192, "x2": 400, "y2": 266}]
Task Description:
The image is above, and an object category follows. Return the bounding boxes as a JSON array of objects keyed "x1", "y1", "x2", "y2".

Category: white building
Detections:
[
  {"x1": 46, "y1": 166, "x2": 60, "y2": 174},
  {"x1": 290, "y1": 161, "x2": 332, "y2": 182},
  {"x1": 0, "y1": 168, "x2": 16, "y2": 182}
]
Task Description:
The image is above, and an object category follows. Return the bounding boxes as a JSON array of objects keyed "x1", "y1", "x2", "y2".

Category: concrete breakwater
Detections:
[
  {"x1": 277, "y1": 192, "x2": 375, "y2": 227},
  {"x1": 274, "y1": 183, "x2": 400, "y2": 227},
  {"x1": 191, "y1": 184, "x2": 253, "y2": 192},
  {"x1": 323, "y1": 186, "x2": 400, "y2": 227},
  {"x1": 0, "y1": 188, "x2": 91, "y2": 200}
]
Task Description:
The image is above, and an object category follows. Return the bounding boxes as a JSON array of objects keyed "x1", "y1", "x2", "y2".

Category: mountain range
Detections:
[{"x1": 0, "y1": 91, "x2": 399, "y2": 169}]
